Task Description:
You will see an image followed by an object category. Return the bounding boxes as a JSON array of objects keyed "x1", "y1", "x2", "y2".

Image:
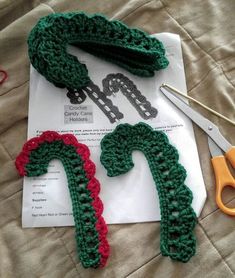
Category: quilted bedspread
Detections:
[{"x1": 0, "y1": 0, "x2": 234, "y2": 277}]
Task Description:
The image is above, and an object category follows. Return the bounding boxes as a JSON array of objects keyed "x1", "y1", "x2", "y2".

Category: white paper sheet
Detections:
[{"x1": 23, "y1": 33, "x2": 207, "y2": 227}]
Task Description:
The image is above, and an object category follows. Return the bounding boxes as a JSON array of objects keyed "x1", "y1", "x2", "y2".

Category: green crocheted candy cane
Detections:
[
  {"x1": 28, "y1": 12, "x2": 169, "y2": 90},
  {"x1": 100, "y1": 122, "x2": 197, "y2": 263},
  {"x1": 15, "y1": 131, "x2": 109, "y2": 268}
]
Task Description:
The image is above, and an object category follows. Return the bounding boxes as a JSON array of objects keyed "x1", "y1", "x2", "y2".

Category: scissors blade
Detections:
[
  {"x1": 159, "y1": 85, "x2": 232, "y2": 153},
  {"x1": 208, "y1": 137, "x2": 223, "y2": 157}
]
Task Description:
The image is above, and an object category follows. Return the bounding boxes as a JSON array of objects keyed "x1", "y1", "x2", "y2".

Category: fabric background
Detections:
[{"x1": 0, "y1": 0, "x2": 234, "y2": 277}]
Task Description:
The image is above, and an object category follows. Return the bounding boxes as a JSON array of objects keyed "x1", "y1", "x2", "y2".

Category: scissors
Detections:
[{"x1": 159, "y1": 83, "x2": 235, "y2": 216}]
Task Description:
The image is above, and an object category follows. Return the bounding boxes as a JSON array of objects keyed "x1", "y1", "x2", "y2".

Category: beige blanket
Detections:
[{"x1": 0, "y1": 0, "x2": 234, "y2": 277}]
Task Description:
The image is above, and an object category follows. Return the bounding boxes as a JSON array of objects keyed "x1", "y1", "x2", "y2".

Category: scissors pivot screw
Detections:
[{"x1": 208, "y1": 126, "x2": 213, "y2": 131}]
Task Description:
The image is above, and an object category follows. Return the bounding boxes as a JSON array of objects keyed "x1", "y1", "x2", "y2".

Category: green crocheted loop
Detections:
[
  {"x1": 28, "y1": 12, "x2": 169, "y2": 90},
  {"x1": 28, "y1": 142, "x2": 102, "y2": 267},
  {"x1": 100, "y1": 122, "x2": 197, "y2": 263},
  {"x1": 15, "y1": 132, "x2": 110, "y2": 268}
]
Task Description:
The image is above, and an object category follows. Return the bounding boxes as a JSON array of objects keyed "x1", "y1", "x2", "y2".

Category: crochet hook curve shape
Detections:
[
  {"x1": 100, "y1": 122, "x2": 197, "y2": 262},
  {"x1": 15, "y1": 131, "x2": 110, "y2": 268}
]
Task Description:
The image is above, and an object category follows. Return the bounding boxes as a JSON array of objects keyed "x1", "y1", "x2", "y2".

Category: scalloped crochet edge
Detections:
[
  {"x1": 100, "y1": 122, "x2": 197, "y2": 263},
  {"x1": 28, "y1": 12, "x2": 169, "y2": 90},
  {"x1": 15, "y1": 131, "x2": 109, "y2": 268}
]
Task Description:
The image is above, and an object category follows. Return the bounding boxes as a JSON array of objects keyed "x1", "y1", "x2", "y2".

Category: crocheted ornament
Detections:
[
  {"x1": 28, "y1": 12, "x2": 169, "y2": 90},
  {"x1": 15, "y1": 131, "x2": 109, "y2": 268},
  {"x1": 100, "y1": 122, "x2": 197, "y2": 263}
]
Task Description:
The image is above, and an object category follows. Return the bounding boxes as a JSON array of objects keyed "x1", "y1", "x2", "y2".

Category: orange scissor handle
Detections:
[
  {"x1": 225, "y1": 147, "x2": 235, "y2": 168},
  {"x1": 211, "y1": 155, "x2": 235, "y2": 216}
]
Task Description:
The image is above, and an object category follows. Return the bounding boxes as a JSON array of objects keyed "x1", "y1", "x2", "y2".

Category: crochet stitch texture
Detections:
[
  {"x1": 100, "y1": 122, "x2": 196, "y2": 263},
  {"x1": 15, "y1": 131, "x2": 109, "y2": 268},
  {"x1": 28, "y1": 12, "x2": 169, "y2": 90}
]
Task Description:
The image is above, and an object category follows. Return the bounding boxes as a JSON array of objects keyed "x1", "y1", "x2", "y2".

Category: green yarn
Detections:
[
  {"x1": 28, "y1": 12, "x2": 169, "y2": 90},
  {"x1": 100, "y1": 122, "x2": 197, "y2": 263},
  {"x1": 26, "y1": 140, "x2": 101, "y2": 268}
]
